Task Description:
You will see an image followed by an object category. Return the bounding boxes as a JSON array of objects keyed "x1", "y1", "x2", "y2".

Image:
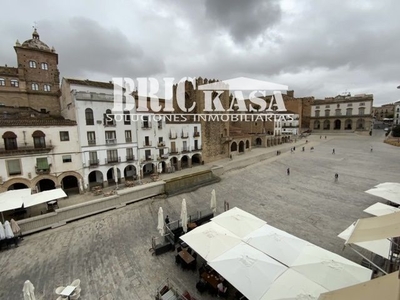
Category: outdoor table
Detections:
[
  {"x1": 47, "y1": 200, "x2": 58, "y2": 211},
  {"x1": 60, "y1": 285, "x2": 76, "y2": 300},
  {"x1": 178, "y1": 250, "x2": 194, "y2": 265},
  {"x1": 201, "y1": 271, "x2": 220, "y2": 289}
]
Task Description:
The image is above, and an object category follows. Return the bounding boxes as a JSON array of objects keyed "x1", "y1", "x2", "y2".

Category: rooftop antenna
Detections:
[{"x1": 33, "y1": 21, "x2": 38, "y2": 30}]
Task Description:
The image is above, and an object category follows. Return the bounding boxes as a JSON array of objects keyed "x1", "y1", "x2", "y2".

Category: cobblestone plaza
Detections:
[{"x1": 0, "y1": 132, "x2": 397, "y2": 300}]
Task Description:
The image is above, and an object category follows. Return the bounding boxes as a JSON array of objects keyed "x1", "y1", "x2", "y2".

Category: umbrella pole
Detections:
[
  {"x1": 1, "y1": 212, "x2": 4, "y2": 223},
  {"x1": 348, "y1": 244, "x2": 387, "y2": 275}
]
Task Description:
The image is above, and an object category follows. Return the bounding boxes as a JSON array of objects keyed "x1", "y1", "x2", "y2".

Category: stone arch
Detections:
[
  {"x1": 181, "y1": 155, "x2": 190, "y2": 169},
  {"x1": 124, "y1": 165, "x2": 137, "y2": 180},
  {"x1": 246, "y1": 140, "x2": 250, "y2": 149},
  {"x1": 88, "y1": 170, "x2": 104, "y2": 188},
  {"x1": 345, "y1": 119, "x2": 352, "y2": 130},
  {"x1": 61, "y1": 175, "x2": 79, "y2": 195},
  {"x1": 170, "y1": 157, "x2": 178, "y2": 171},
  {"x1": 267, "y1": 139, "x2": 271, "y2": 147},
  {"x1": 239, "y1": 141, "x2": 245, "y2": 153},
  {"x1": 57, "y1": 171, "x2": 83, "y2": 184},
  {"x1": 34, "y1": 177, "x2": 57, "y2": 192},
  {"x1": 356, "y1": 119, "x2": 365, "y2": 130},
  {"x1": 142, "y1": 163, "x2": 155, "y2": 176},
  {"x1": 192, "y1": 154, "x2": 202, "y2": 166},
  {"x1": 334, "y1": 119, "x2": 341, "y2": 130},
  {"x1": 314, "y1": 120, "x2": 320, "y2": 129},
  {"x1": 159, "y1": 161, "x2": 167, "y2": 173},
  {"x1": 3, "y1": 177, "x2": 32, "y2": 191},
  {"x1": 255, "y1": 138, "x2": 262, "y2": 146},
  {"x1": 323, "y1": 120, "x2": 330, "y2": 130},
  {"x1": 107, "y1": 167, "x2": 121, "y2": 184},
  {"x1": 31, "y1": 174, "x2": 57, "y2": 188},
  {"x1": 231, "y1": 142, "x2": 237, "y2": 152}
]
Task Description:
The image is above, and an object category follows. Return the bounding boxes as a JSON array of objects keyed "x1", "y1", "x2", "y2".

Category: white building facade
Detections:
[
  {"x1": 60, "y1": 78, "x2": 202, "y2": 190},
  {"x1": 394, "y1": 101, "x2": 400, "y2": 125},
  {"x1": 310, "y1": 94, "x2": 373, "y2": 132},
  {"x1": 281, "y1": 113, "x2": 300, "y2": 135},
  {"x1": 0, "y1": 110, "x2": 82, "y2": 194}
]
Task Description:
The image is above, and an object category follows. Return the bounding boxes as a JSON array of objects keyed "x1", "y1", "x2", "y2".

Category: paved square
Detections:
[{"x1": 0, "y1": 132, "x2": 397, "y2": 300}]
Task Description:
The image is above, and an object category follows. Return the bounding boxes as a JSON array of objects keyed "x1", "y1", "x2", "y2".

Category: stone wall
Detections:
[{"x1": 164, "y1": 170, "x2": 220, "y2": 196}]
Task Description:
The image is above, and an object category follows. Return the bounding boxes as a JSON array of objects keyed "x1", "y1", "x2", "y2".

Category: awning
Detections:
[
  {"x1": 318, "y1": 271, "x2": 399, "y2": 300},
  {"x1": 338, "y1": 223, "x2": 390, "y2": 259},
  {"x1": 24, "y1": 188, "x2": 67, "y2": 208},
  {"x1": 346, "y1": 211, "x2": 400, "y2": 244},
  {"x1": 211, "y1": 207, "x2": 266, "y2": 238},
  {"x1": 363, "y1": 202, "x2": 400, "y2": 217},
  {"x1": 365, "y1": 182, "x2": 400, "y2": 205},
  {"x1": 0, "y1": 189, "x2": 31, "y2": 212}
]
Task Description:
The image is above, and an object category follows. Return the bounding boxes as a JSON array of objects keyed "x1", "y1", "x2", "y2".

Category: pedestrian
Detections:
[
  {"x1": 320, "y1": 135, "x2": 322, "y2": 139},
  {"x1": 335, "y1": 173, "x2": 339, "y2": 182},
  {"x1": 293, "y1": 146, "x2": 296, "y2": 151},
  {"x1": 302, "y1": 146, "x2": 305, "y2": 152},
  {"x1": 370, "y1": 146, "x2": 373, "y2": 152},
  {"x1": 165, "y1": 215, "x2": 170, "y2": 225},
  {"x1": 287, "y1": 168, "x2": 290, "y2": 176},
  {"x1": 332, "y1": 148, "x2": 335, "y2": 154}
]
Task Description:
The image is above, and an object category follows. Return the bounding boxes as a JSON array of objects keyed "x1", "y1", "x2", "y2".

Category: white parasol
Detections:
[
  {"x1": 10, "y1": 219, "x2": 21, "y2": 235},
  {"x1": 157, "y1": 207, "x2": 164, "y2": 236},
  {"x1": 210, "y1": 189, "x2": 217, "y2": 215},
  {"x1": 0, "y1": 222, "x2": 5, "y2": 240},
  {"x1": 22, "y1": 280, "x2": 36, "y2": 300},
  {"x1": 181, "y1": 199, "x2": 188, "y2": 233},
  {"x1": 4, "y1": 220, "x2": 14, "y2": 239}
]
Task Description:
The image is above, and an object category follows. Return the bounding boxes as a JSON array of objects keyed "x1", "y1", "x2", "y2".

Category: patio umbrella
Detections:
[
  {"x1": 22, "y1": 280, "x2": 36, "y2": 300},
  {"x1": 365, "y1": 183, "x2": 400, "y2": 205},
  {"x1": 210, "y1": 189, "x2": 217, "y2": 215},
  {"x1": 10, "y1": 219, "x2": 21, "y2": 235},
  {"x1": 4, "y1": 220, "x2": 14, "y2": 239},
  {"x1": 0, "y1": 222, "x2": 5, "y2": 240},
  {"x1": 181, "y1": 199, "x2": 188, "y2": 233},
  {"x1": 180, "y1": 222, "x2": 241, "y2": 262},
  {"x1": 157, "y1": 207, "x2": 164, "y2": 236}
]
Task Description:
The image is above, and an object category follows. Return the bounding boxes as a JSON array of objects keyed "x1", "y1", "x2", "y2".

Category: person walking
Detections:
[
  {"x1": 335, "y1": 173, "x2": 339, "y2": 182},
  {"x1": 325, "y1": 136, "x2": 327, "y2": 139},
  {"x1": 287, "y1": 168, "x2": 290, "y2": 176},
  {"x1": 370, "y1": 146, "x2": 373, "y2": 152},
  {"x1": 332, "y1": 148, "x2": 335, "y2": 154}
]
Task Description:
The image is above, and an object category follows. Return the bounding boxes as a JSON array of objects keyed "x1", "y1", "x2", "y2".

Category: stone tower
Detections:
[{"x1": 0, "y1": 29, "x2": 61, "y2": 114}]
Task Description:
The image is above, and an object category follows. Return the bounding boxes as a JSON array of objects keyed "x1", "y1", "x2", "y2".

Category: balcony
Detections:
[
  {"x1": 126, "y1": 155, "x2": 135, "y2": 161},
  {"x1": 125, "y1": 138, "x2": 132, "y2": 143},
  {"x1": 146, "y1": 155, "x2": 153, "y2": 161},
  {"x1": 141, "y1": 122, "x2": 152, "y2": 129},
  {"x1": 89, "y1": 159, "x2": 99, "y2": 166},
  {"x1": 88, "y1": 140, "x2": 96, "y2": 145},
  {"x1": 193, "y1": 132, "x2": 200, "y2": 137},
  {"x1": 35, "y1": 166, "x2": 51, "y2": 175},
  {"x1": 0, "y1": 146, "x2": 54, "y2": 156},
  {"x1": 182, "y1": 146, "x2": 190, "y2": 153},
  {"x1": 169, "y1": 134, "x2": 177, "y2": 140},
  {"x1": 105, "y1": 157, "x2": 121, "y2": 164},
  {"x1": 104, "y1": 121, "x2": 116, "y2": 127},
  {"x1": 170, "y1": 148, "x2": 179, "y2": 154},
  {"x1": 193, "y1": 147, "x2": 202, "y2": 151},
  {"x1": 181, "y1": 133, "x2": 189, "y2": 139},
  {"x1": 158, "y1": 142, "x2": 166, "y2": 147},
  {"x1": 143, "y1": 141, "x2": 152, "y2": 147},
  {"x1": 106, "y1": 139, "x2": 117, "y2": 145},
  {"x1": 161, "y1": 153, "x2": 169, "y2": 159}
]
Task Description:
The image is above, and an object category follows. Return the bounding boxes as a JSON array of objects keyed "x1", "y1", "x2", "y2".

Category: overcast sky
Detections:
[{"x1": 1, "y1": 0, "x2": 399, "y2": 105}]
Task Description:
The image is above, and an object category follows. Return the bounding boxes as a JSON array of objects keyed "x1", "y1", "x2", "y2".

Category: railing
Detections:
[
  {"x1": 126, "y1": 155, "x2": 135, "y2": 161},
  {"x1": 170, "y1": 148, "x2": 179, "y2": 154},
  {"x1": 0, "y1": 146, "x2": 54, "y2": 156},
  {"x1": 181, "y1": 133, "x2": 189, "y2": 139},
  {"x1": 146, "y1": 155, "x2": 153, "y2": 161},
  {"x1": 193, "y1": 147, "x2": 202, "y2": 151},
  {"x1": 35, "y1": 167, "x2": 50, "y2": 175},
  {"x1": 105, "y1": 157, "x2": 121, "y2": 164},
  {"x1": 89, "y1": 159, "x2": 99, "y2": 166},
  {"x1": 169, "y1": 134, "x2": 177, "y2": 139},
  {"x1": 194, "y1": 132, "x2": 200, "y2": 137},
  {"x1": 162, "y1": 153, "x2": 169, "y2": 158},
  {"x1": 182, "y1": 146, "x2": 190, "y2": 153},
  {"x1": 141, "y1": 122, "x2": 152, "y2": 129},
  {"x1": 106, "y1": 139, "x2": 116, "y2": 145},
  {"x1": 125, "y1": 138, "x2": 132, "y2": 143},
  {"x1": 88, "y1": 140, "x2": 96, "y2": 145},
  {"x1": 158, "y1": 142, "x2": 165, "y2": 147},
  {"x1": 143, "y1": 141, "x2": 152, "y2": 147}
]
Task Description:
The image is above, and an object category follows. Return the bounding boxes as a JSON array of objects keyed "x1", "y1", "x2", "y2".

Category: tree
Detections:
[{"x1": 392, "y1": 125, "x2": 400, "y2": 137}]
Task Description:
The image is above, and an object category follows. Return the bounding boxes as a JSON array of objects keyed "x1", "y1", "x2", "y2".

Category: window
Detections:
[
  {"x1": 85, "y1": 108, "x2": 94, "y2": 125},
  {"x1": 359, "y1": 107, "x2": 365, "y2": 115},
  {"x1": 125, "y1": 130, "x2": 132, "y2": 142},
  {"x1": 44, "y1": 84, "x2": 51, "y2": 92},
  {"x1": 41, "y1": 62, "x2": 48, "y2": 70},
  {"x1": 107, "y1": 149, "x2": 118, "y2": 163},
  {"x1": 325, "y1": 110, "x2": 330, "y2": 117},
  {"x1": 40, "y1": 108, "x2": 47, "y2": 113},
  {"x1": 59, "y1": 131, "x2": 69, "y2": 141},
  {"x1": 360, "y1": 103, "x2": 365, "y2": 106},
  {"x1": 2, "y1": 131, "x2": 17, "y2": 150},
  {"x1": 104, "y1": 109, "x2": 115, "y2": 126},
  {"x1": 315, "y1": 106, "x2": 320, "y2": 109},
  {"x1": 36, "y1": 157, "x2": 49, "y2": 171},
  {"x1": 145, "y1": 136, "x2": 150, "y2": 146},
  {"x1": 346, "y1": 108, "x2": 353, "y2": 116},
  {"x1": 315, "y1": 110, "x2": 320, "y2": 117},
  {"x1": 347, "y1": 103, "x2": 353, "y2": 107},
  {"x1": 124, "y1": 111, "x2": 131, "y2": 125},
  {"x1": 145, "y1": 149, "x2": 151, "y2": 160},
  {"x1": 32, "y1": 83, "x2": 39, "y2": 91},
  {"x1": 62, "y1": 155, "x2": 72, "y2": 163},
  {"x1": 126, "y1": 148, "x2": 134, "y2": 161},
  {"x1": 29, "y1": 61, "x2": 37, "y2": 68},
  {"x1": 335, "y1": 109, "x2": 341, "y2": 116},
  {"x1": 87, "y1": 131, "x2": 96, "y2": 145},
  {"x1": 32, "y1": 130, "x2": 46, "y2": 148},
  {"x1": 325, "y1": 105, "x2": 330, "y2": 108},
  {"x1": 183, "y1": 141, "x2": 188, "y2": 151},
  {"x1": 0, "y1": 78, "x2": 5, "y2": 86},
  {"x1": 158, "y1": 119, "x2": 162, "y2": 129},
  {"x1": 142, "y1": 116, "x2": 150, "y2": 128},
  {"x1": 7, "y1": 159, "x2": 21, "y2": 176},
  {"x1": 89, "y1": 151, "x2": 98, "y2": 165},
  {"x1": 105, "y1": 131, "x2": 116, "y2": 144}
]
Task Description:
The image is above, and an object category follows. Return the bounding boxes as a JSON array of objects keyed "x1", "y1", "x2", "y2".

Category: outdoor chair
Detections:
[
  {"x1": 187, "y1": 248, "x2": 193, "y2": 255},
  {"x1": 176, "y1": 246, "x2": 182, "y2": 253},
  {"x1": 71, "y1": 279, "x2": 81, "y2": 288},
  {"x1": 55, "y1": 286, "x2": 65, "y2": 295},
  {"x1": 175, "y1": 254, "x2": 181, "y2": 265}
]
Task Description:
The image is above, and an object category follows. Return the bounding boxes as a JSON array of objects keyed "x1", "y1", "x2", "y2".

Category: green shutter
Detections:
[{"x1": 36, "y1": 158, "x2": 49, "y2": 170}]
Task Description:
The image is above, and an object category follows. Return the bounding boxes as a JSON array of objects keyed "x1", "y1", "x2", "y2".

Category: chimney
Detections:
[{"x1": 287, "y1": 90, "x2": 294, "y2": 97}]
